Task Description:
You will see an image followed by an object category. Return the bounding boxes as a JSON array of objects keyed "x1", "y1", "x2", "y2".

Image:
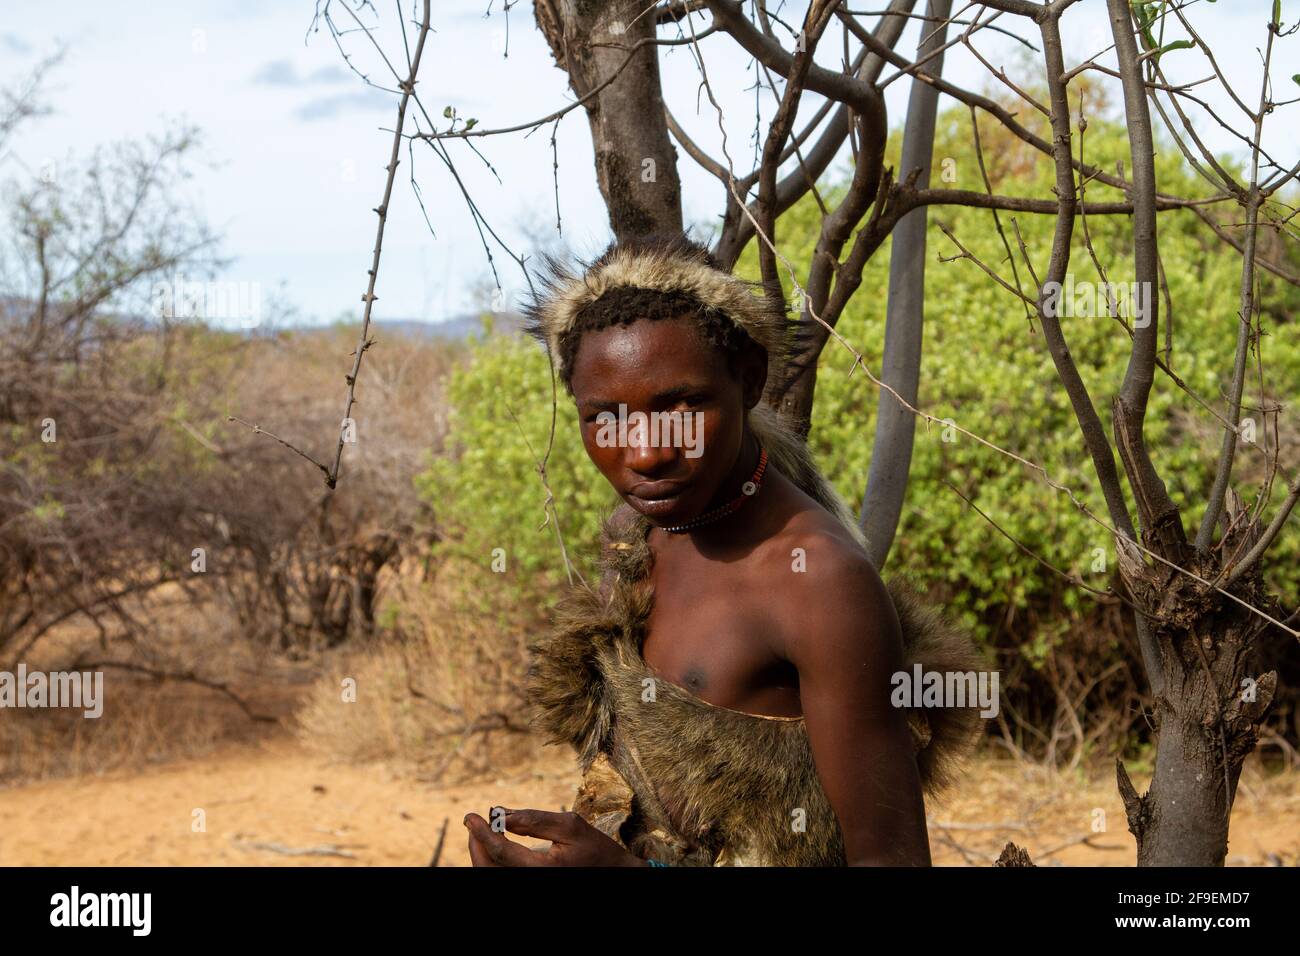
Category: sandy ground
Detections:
[{"x1": 1, "y1": 737, "x2": 1295, "y2": 866}]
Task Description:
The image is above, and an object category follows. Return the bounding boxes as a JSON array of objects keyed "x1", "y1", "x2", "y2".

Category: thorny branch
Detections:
[{"x1": 231, "y1": 0, "x2": 433, "y2": 494}]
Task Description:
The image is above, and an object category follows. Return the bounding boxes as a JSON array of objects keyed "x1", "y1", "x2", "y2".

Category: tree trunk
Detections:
[
  {"x1": 1116, "y1": 539, "x2": 1278, "y2": 865},
  {"x1": 534, "y1": 0, "x2": 683, "y2": 240},
  {"x1": 860, "y1": 0, "x2": 950, "y2": 568}
]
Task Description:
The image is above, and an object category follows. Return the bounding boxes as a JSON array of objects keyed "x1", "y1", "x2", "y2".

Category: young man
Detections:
[{"x1": 464, "y1": 234, "x2": 982, "y2": 866}]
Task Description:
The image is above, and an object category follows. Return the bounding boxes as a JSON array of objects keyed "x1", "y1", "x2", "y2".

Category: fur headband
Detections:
[{"x1": 521, "y1": 235, "x2": 792, "y2": 371}]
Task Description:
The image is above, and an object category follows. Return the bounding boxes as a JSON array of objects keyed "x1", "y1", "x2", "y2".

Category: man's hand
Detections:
[{"x1": 464, "y1": 808, "x2": 650, "y2": 867}]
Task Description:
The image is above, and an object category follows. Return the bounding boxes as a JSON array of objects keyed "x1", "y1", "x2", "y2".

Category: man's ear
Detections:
[{"x1": 739, "y1": 343, "x2": 768, "y2": 410}]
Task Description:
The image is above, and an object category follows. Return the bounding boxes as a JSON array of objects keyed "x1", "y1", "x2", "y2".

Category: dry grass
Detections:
[
  {"x1": 1, "y1": 677, "x2": 263, "y2": 784},
  {"x1": 293, "y1": 561, "x2": 545, "y2": 784},
  {"x1": 1, "y1": 325, "x2": 458, "y2": 787},
  {"x1": 0, "y1": 587, "x2": 313, "y2": 786}
]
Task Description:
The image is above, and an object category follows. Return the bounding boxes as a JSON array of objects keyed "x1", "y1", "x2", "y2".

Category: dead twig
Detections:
[
  {"x1": 233, "y1": 839, "x2": 365, "y2": 859},
  {"x1": 429, "y1": 816, "x2": 450, "y2": 867}
]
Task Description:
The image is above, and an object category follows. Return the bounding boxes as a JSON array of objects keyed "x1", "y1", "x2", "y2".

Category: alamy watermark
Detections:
[
  {"x1": 50, "y1": 886, "x2": 150, "y2": 936},
  {"x1": 1042, "y1": 274, "x2": 1153, "y2": 325},
  {"x1": 891, "y1": 664, "x2": 1000, "y2": 719},
  {"x1": 0, "y1": 664, "x2": 103, "y2": 718},
  {"x1": 150, "y1": 273, "x2": 263, "y2": 328},
  {"x1": 593, "y1": 404, "x2": 704, "y2": 459}
]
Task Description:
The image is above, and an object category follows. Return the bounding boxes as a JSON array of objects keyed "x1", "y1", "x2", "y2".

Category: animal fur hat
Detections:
[
  {"x1": 522, "y1": 232, "x2": 868, "y2": 546},
  {"x1": 522, "y1": 232, "x2": 796, "y2": 378}
]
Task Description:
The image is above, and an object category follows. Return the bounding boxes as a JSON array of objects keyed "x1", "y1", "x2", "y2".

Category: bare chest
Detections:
[{"x1": 640, "y1": 554, "x2": 801, "y2": 718}]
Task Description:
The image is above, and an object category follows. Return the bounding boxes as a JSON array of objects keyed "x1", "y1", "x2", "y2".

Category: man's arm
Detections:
[{"x1": 780, "y1": 539, "x2": 932, "y2": 866}]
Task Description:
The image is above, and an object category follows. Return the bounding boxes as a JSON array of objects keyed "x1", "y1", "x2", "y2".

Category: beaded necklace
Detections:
[{"x1": 661, "y1": 446, "x2": 768, "y2": 534}]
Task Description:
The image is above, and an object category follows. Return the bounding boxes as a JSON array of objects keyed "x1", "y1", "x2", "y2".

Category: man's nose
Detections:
[{"x1": 624, "y1": 418, "x2": 681, "y2": 474}]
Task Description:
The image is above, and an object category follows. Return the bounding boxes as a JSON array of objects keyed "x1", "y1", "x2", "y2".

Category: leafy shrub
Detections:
[{"x1": 417, "y1": 318, "x2": 618, "y2": 606}]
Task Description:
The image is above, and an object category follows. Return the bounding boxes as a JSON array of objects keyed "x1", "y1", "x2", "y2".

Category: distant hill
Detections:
[
  {"x1": 307, "y1": 311, "x2": 526, "y2": 342},
  {"x1": 0, "y1": 295, "x2": 526, "y2": 344}
]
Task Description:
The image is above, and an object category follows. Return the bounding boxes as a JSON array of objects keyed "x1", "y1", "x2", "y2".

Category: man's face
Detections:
[{"x1": 569, "y1": 314, "x2": 763, "y2": 526}]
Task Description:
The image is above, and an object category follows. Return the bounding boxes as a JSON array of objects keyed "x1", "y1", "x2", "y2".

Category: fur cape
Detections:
[
  {"x1": 527, "y1": 503, "x2": 984, "y2": 867},
  {"x1": 522, "y1": 238, "x2": 985, "y2": 866}
]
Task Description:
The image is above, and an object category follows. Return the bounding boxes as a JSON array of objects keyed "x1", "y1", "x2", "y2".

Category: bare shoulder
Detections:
[
  {"x1": 763, "y1": 504, "x2": 881, "y2": 593},
  {"x1": 759, "y1": 506, "x2": 900, "y2": 662}
]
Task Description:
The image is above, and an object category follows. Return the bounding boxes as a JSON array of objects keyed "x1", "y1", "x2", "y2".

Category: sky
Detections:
[{"x1": 1, "y1": 0, "x2": 1290, "y2": 328}]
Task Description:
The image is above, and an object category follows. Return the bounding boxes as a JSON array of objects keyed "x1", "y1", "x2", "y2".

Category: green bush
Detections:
[
  {"x1": 737, "y1": 106, "x2": 1300, "y2": 646},
  {"x1": 419, "y1": 106, "x2": 1300, "y2": 656},
  {"x1": 416, "y1": 318, "x2": 618, "y2": 605}
]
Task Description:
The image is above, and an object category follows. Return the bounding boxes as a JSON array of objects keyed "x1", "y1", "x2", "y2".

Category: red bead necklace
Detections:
[{"x1": 662, "y1": 446, "x2": 769, "y2": 534}]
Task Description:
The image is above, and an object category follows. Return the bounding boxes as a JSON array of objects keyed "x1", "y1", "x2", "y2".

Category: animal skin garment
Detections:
[{"x1": 527, "y1": 502, "x2": 984, "y2": 866}]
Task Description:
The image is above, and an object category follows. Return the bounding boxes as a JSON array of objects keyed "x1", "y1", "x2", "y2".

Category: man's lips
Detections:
[
  {"x1": 628, "y1": 479, "x2": 689, "y2": 501},
  {"x1": 626, "y1": 480, "x2": 692, "y2": 518}
]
